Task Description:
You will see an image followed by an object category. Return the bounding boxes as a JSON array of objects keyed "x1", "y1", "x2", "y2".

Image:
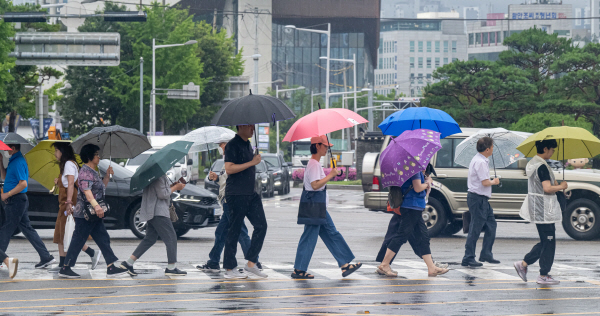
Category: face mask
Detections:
[
  {"x1": 218, "y1": 147, "x2": 224, "y2": 156},
  {"x1": 2, "y1": 151, "x2": 11, "y2": 159}
]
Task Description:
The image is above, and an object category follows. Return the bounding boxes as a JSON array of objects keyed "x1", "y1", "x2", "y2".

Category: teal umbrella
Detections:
[{"x1": 130, "y1": 141, "x2": 193, "y2": 193}]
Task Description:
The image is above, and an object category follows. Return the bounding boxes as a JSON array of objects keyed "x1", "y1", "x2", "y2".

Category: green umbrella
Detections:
[{"x1": 130, "y1": 141, "x2": 193, "y2": 193}]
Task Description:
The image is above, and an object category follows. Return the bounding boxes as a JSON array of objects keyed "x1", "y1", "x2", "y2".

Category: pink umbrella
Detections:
[{"x1": 283, "y1": 108, "x2": 368, "y2": 142}]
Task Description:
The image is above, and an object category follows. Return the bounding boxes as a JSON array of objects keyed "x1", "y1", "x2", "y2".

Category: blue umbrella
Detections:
[{"x1": 378, "y1": 107, "x2": 461, "y2": 138}]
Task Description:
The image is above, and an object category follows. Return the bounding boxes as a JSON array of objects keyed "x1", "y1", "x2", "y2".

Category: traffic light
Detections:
[{"x1": 3, "y1": 13, "x2": 46, "y2": 23}]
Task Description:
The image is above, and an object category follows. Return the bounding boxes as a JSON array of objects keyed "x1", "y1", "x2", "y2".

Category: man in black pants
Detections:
[
  {"x1": 514, "y1": 139, "x2": 566, "y2": 285},
  {"x1": 222, "y1": 125, "x2": 268, "y2": 279}
]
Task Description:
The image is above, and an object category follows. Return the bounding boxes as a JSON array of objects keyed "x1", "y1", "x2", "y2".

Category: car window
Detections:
[
  {"x1": 127, "y1": 153, "x2": 153, "y2": 166},
  {"x1": 263, "y1": 156, "x2": 280, "y2": 168},
  {"x1": 211, "y1": 160, "x2": 224, "y2": 172},
  {"x1": 256, "y1": 161, "x2": 266, "y2": 172},
  {"x1": 98, "y1": 159, "x2": 134, "y2": 179},
  {"x1": 436, "y1": 138, "x2": 465, "y2": 168}
]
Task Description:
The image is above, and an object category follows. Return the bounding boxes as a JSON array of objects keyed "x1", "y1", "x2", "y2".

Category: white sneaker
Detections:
[
  {"x1": 7, "y1": 258, "x2": 18, "y2": 279},
  {"x1": 537, "y1": 275, "x2": 559, "y2": 285},
  {"x1": 91, "y1": 250, "x2": 102, "y2": 270},
  {"x1": 244, "y1": 263, "x2": 268, "y2": 279},
  {"x1": 224, "y1": 269, "x2": 248, "y2": 279}
]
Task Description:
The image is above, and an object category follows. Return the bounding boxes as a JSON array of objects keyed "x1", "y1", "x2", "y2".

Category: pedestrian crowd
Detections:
[{"x1": 0, "y1": 125, "x2": 567, "y2": 285}]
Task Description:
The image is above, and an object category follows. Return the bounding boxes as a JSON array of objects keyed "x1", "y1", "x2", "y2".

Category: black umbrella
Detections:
[
  {"x1": 0, "y1": 133, "x2": 33, "y2": 153},
  {"x1": 71, "y1": 125, "x2": 151, "y2": 159},
  {"x1": 210, "y1": 90, "x2": 296, "y2": 154}
]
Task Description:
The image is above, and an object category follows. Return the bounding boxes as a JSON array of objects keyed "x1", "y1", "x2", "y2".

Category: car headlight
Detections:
[
  {"x1": 173, "y1": 194, "x2": 201, "y2": 202},
  {"x1": 181, "y1": 169, "x2": 188, "y2": 177},
  {"x1": 261, "y1": 178, "x2": 268, "y2": 183}
]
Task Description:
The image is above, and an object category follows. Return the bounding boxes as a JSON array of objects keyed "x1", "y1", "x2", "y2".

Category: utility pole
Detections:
[
  {"x1": 367, "y1": 84, "x2": 374, "y2": 131},
  {"x1": 212, "y1": 8, "x2": 217, "y2": 33},
  {"x1": 253, "y1": 7, "x2": 259, "y2": 94},
  {"x1": 38, "y1": 78, "x2": 44, "y2": 139},
  {"x1": 139, "y1": 57, "x2": 143, "y2": 133}
]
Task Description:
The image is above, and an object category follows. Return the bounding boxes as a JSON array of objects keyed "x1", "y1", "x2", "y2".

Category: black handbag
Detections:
[
  {"x1": 83, "y1": 199, "x2": 111, "y2": 221},
  {"x1": 297, "y1": 187, "x2": 327, "y2": 225}
]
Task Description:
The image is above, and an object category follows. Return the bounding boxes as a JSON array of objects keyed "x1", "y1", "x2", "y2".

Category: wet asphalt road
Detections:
[{"x1": 2, "y1": 187, "x2": 600, "y2": 315}]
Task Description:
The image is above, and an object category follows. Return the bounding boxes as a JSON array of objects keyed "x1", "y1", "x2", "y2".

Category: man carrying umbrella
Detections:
[
  {"x1": 514, "y1": 139, "x2": 566, "y2": 285},
  {"x1": 222, "y1": 125, "x2": 268, "y2": 279},
  {"x1": 196, "y1": 133, "x2": 260, "y2": 273},
  {"x1": 462, "y1": 137, "x2": 501, "y2": 267},
  {"x1": 0, "y1": 143, "x2": 55, "y2": 269}
]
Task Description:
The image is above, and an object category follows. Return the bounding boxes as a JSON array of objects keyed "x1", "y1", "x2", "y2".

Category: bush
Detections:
[{"x1": 292, "y1": 167, "x2": 357, "y2": 181}]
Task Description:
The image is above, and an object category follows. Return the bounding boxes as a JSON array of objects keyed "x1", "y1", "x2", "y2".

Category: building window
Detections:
[
  {"x1": 443, "y1": 57, "x2": 448, "y2": 65},
  {"x1": 435, "y1": 57, "x2": 440, "y2": 68},
  {"x1": 452, "y1": 41, "x2": 457, "y2": 52},
  {"x1": 483, "y1": 33, "x2": 488, "y2": 45},
  {"x1": 468, "y1": 34, "x2": 474, "y2": 46},
  {"x1": 418, "y1": 73, "x2": 423, "y2": 84},
  {"x1": 444, "y1": 41, "x2": 448, "y2": 53},
  {"x1": 418, "y1": 57, "x2": 423, "y2": 68},
  {"x1": 410, "y1": 73, "x2": 415, "y2": 84},
  {"x1": 427, "y1": 57, "x2": 431, "y2": 68},
  {"x1": 490, "y1": 32, "x2": 496, "y2": 45},
  {"x1": 496, "y1": 31, "x2": 501, "y2": 44},
  {"x1": 379, "y1": 58, "x2": 382, "y2": 69},
  {"x1": 452, "y1": 58, "x2": 458, "y2": 62},
  {"x1": 427, "y1": 41, "x2": 432, "y2": 53},
  {"x1": 476, "y1": 33, "x2": 481, "y2": 45},
  {"x1": 418, "y1": 41, "x2": 423, "y2": 53},
  {"x1": 410, "y1": 57, "x2": 414, "y2": 68},
  {"x1": 410, "y1": 41, "x2": 414, "y2": 52},
  {"x1": 435, "y1": 41, "x2": 440, "y2": 52}
]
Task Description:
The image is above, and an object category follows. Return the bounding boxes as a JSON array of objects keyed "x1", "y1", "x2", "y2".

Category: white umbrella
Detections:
[{"x1": 182, "y1": 126, "x2": 236, "y2": 153}]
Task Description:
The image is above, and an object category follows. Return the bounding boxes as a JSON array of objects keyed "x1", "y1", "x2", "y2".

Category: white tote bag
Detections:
[{"x1": 63, "y1": 214, "x2": 75, "y2": 252}]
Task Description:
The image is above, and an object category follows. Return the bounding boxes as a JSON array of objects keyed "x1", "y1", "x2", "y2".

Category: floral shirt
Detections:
[{"x1": 74, "y1": 164, "x2": 105, "y2": 218}]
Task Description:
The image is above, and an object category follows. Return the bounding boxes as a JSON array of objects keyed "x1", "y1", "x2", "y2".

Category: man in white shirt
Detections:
[{"x1": 462, "y1": 136, "x2": 501, "y2": 267}]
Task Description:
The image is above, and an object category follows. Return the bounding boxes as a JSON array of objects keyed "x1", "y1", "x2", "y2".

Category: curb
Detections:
[{"x1": 326, "y1": 185, "x2": 363, "y2": 191}]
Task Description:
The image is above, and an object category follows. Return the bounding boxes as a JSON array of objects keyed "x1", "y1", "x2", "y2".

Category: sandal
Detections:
[
  {"x1": 291, "y1": 269, "x2": 314, "y2": 279},
  {"x1": 376, "y1": 267, "x2": 398, "y2": 277},
  {"x1": 428, "y1": 268, "x2": 450, "y2": 277},
  {"x1": 341, "y1": 262, "x2": 362, "y2": 277}
]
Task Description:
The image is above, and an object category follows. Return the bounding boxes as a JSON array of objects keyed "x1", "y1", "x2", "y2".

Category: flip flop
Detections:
[
  {"x1": 376, "y1": 267, "x2": 398, "y2": 277},
  {"x1": 428, "y1": 268, "x2": 450, "y2": 277}
]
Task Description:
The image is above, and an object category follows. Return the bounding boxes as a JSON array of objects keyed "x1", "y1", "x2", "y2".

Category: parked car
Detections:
[
  {"x1": 261, "y1": 153, "x2": 292, "y2": 195},
  {"x1": 124, "y1": 149, "x2": 191, "y2": 184},
  {"x1": 14, "y1": 159, "x2": 220, "y2": 240},
  {"x1": 256, "y1": 161, "x2": 274, "y2": 198},
  {"x1": 362, "y1": 128, "x2": 600, "y2": 240},
  {"x1": 203, "y1": 159, "x2": 263, "y2": 197}
]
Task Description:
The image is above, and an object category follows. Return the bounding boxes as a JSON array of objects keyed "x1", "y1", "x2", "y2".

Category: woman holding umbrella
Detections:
[
  {"x1": 59, "y1": 144, "x2": 129, "y2": 278},
  {"x1": 49, "y1": 142, "x2": 100, "y2": 272}
]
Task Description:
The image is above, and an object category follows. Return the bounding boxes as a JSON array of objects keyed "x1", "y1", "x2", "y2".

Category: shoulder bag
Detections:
[
  {"x1": 297, "y1": 186, "x2": 327, "y2": 225},
  {"x1": 83, "y1": 199, "x2": 111, "y2": 222}
]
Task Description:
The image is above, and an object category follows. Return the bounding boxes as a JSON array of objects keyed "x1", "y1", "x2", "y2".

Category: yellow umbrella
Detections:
[
  {"x1": 516, "y1": 126, "x2": 600, "y2": 161},
  {"x1": 24, "y1": 140, "x2": 82, "y2": 191}
]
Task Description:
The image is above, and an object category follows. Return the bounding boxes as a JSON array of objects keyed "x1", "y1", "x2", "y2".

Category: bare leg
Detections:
[
  {"x1": 378, "y1": 248, "x2": 397, "y2": 275},
  {"x1": 423, "y1": 254, "x2": 446, "y2": 275},
  {"x1": 247, "y1": 261, "x2": 255, "y2": 268},
  {"x1": 58, "y1": 244, "x2": 65, "y2": 257},
  {"x1": 82, "y1": 244, "x2": 88, "y2": 251}
]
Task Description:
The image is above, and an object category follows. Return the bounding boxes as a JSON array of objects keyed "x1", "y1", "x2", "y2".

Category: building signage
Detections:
[{"x1": 511, "y1": 12, "x2": 567, "y2": 20}]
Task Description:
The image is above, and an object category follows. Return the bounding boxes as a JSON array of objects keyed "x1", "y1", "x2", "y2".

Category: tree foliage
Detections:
[{"x1": 511, "y1": 113, "x2": 592, "y2": 133}]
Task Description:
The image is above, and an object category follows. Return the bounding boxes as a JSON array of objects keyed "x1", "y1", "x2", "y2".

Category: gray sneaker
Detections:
[
  {"x1": 434, "y1": 262, "x2": 449, "y2": 269},
  {"x1": 244, "y1": 263, "x2": 268, "y2": 279},
  {"x1": 513, "y1": 261, "x2": 527, "y2": 282},
  {"x1": 537, "y1": 275, "x2": 559, "y2": 285},
  {"x1": 91, "y1": 250, "x2": 102, "y2": 270},
  {"x1": 224, "y1": 269, "x2": 247, "y2": 279}
]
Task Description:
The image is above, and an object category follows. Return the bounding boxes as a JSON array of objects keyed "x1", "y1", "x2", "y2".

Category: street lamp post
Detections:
[
  {"x1": 275, "y1": 85, "x2": 305, "y2": 154},
  {"x1": 285, "y1": 24, "x2": 330, "y2": 109},
  {"x1": 151, "y1": 38, "x2": 197, "y2": 136}
]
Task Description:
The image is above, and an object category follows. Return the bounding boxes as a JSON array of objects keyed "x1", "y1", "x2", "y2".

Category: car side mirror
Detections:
[
  {"x1": 286, "y1": 162, "x2": 292, "y2": 166},
  {"x1": 203, "y1": 168, "x2": 209, "y2": 173},
  {"x1": 119, "y1": 162, "x2": 124, "y2": 167},
  {"x1": 187, "y1": 159, "x2": 193, "y2": 165}
]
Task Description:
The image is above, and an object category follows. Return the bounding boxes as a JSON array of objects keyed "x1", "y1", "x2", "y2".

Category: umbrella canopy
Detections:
[
  {"x1": 516, "y1": 126, "x2": 600, "y2": 160},
  {"x1": 210, "y1": 92, "x2": 296, "y2": 126},
  {"x1": 182, "y1": 126, "x2": 236, "y2": 153},
  {"x1": 130, "y1": 141, "x2": 193, "y2": 193},
  {"x1": 380, "y1": 129, "x2": 442, "y2": 188},
  {"x1": 378, "y1": 107, "x2": 461, "y2": 138},
  {"x1": 283, "y1": 108, "x2": 368, "y2": 143},
  {"x1": 454, "y1": 128, "x2": 528, "y2": 169},
  {"x1": 0, "y1": 133, "x2": 33, "y2": 153},
  {"x1": 24, "y1": 140, "x2": 82, "y2": 190},
  {"x1": 71, "y1": 125, "x2": 152, "y2": 159}
]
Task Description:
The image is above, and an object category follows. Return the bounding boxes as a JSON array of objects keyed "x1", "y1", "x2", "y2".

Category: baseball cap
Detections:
[
  {"x1": 310, "y1": 135, "x2": 333, "y2": 147},
  {"x1": 214, "y1": 133, "x2": 234, "y2": 145}
]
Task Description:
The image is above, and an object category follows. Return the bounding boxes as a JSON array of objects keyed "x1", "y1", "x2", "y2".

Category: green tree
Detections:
[
  {"x1": 510, "y1": 113, "x2": 592, "y2": 133},
  {"x1": 422, "y1": 60, "x2": 534, "y2": 127}
]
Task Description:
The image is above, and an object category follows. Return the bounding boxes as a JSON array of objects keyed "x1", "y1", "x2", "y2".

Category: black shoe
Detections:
[
  {"x1": 58, "y1": 266, "x2": 81, "y2": 279},
  {"x1": 479, "y1": 257, "x2": 501, "y2": 264},
  {"x1": 165, "y1": 268, "x2": 187, "y2": 276},
  {"x1": 461, "y1": 260, "x2": 483, "y2": 267},
  {"x1": 256, "y1": 261, "x2": 263, "y2": 271},
  {"x1": 35, "y1": 255, "x2": 55, "y2": 269},
  {"x1": 107, "y1": 264, "x2": 129, "y2": 277},
  {"x1": 119, "y1": 261, "x2": 138, "y2": 276},
  {"x1": 196, "y1": 263, "x2": 220, "y2": 273}
]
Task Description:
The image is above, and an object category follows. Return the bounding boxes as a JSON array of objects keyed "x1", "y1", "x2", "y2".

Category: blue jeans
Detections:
[
  {"x1": 207, "y1": 202, "x2": 253, "y2": 268},
  {"x1": 64, "y1": 217, "x2": 119, "y2": 267},
  {"x1": 463, "y1": 192, "x2": 497, "y2": 262},
  {"x1": 0, "y1": 194, "x2": 51, "y2": 261},
  {"x1": 294, "y1": 211, "x2": 355, "y2": 271}
]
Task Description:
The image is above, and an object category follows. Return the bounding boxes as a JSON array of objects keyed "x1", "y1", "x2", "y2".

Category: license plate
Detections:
[{"x1": 213, "y1": 207, "x2": 222, "y2": 216}]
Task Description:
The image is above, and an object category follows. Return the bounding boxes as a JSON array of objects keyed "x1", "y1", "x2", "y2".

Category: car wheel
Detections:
[
  {"x1": 175, "y1": 227, "x2": 191, "y2": 238},
  {"x1": 129, "y1": 204, "x2": 147, "y2": 239},
  {"x1": 562, "y1": 198, "x2": 600, "y2": 240},
  {"x1": 423, "y1": 197, "x2": 448, "y2": 237},
  {"x1": 441, "y1": 220, "x2": 463, "y2": 236},
  {"x1": 286, "y1": 180, "x2": 291, "y2": 194}
]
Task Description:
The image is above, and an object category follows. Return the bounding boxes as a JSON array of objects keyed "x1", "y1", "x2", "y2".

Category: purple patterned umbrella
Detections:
[{"x1": 380, "y1": 129, "x2": 442, "y2": 189}]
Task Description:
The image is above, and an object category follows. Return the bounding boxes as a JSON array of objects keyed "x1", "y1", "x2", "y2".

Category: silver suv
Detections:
[{"x1": 362, "y1": 128, "x2": 600, "y2": 240}]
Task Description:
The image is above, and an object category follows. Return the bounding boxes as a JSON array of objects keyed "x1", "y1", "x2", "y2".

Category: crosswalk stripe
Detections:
[
  {"x1": 260, "y1": 268, "x2": 291, "y2": 280},
  {"x1": 311, "y1": 268, "x2": 371, "y2": 280},
  {"x1": 455, "y1": 268, "x2": 521, "y2": 280}
]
